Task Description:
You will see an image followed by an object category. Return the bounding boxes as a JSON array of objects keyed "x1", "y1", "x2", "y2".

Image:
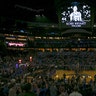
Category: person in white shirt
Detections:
[
  {"x1": 8, "y1": 83, "x2": 16, "y2": 96},
  {"x1": 69, "y1": 86, "x2": 82, "y2": 96},
  {"x1": 70, "y1": 6, "x2": 82, "y2": 21}
]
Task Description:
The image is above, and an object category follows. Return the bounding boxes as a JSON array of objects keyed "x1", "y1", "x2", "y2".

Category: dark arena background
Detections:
[{"x1": 0, "y1": 0, "x2": 96, "y2": 96}]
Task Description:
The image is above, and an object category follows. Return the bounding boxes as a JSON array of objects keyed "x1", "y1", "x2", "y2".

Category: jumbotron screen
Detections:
[{"x1": 61, "y1": 2, "x2": 91, "y2": 28}]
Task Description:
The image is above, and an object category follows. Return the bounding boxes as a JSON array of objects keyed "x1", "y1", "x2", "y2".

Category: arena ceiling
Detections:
[
  {"x1": 1, "y1": 0, "x2": 96, "y2": 23},
  {"x1": 0, "y1": 0, "x2": 58, "y2": 23}
]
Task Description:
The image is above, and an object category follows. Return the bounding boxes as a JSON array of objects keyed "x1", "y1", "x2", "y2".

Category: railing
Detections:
[
  {"x1": 33, "y1": 64, "x2": 96, "y2": 71},
  {"x1": 55, "y1": 64, "x2": 96, "y2": 71}
]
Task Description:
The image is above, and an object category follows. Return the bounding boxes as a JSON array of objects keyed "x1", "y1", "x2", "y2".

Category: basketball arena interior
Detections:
[{"x1": 0, "y1": 0, "x2": 96, "y2": 96}]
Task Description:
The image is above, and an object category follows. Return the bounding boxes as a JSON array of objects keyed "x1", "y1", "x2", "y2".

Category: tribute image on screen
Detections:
[{"x1": 61, "y1": 2, "x2": 91, "y2": 27}]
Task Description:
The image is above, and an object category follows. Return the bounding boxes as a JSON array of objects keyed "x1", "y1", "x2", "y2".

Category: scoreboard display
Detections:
[{"x1": 61, "y1": 2, "x2": 91, "y2": 28}]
